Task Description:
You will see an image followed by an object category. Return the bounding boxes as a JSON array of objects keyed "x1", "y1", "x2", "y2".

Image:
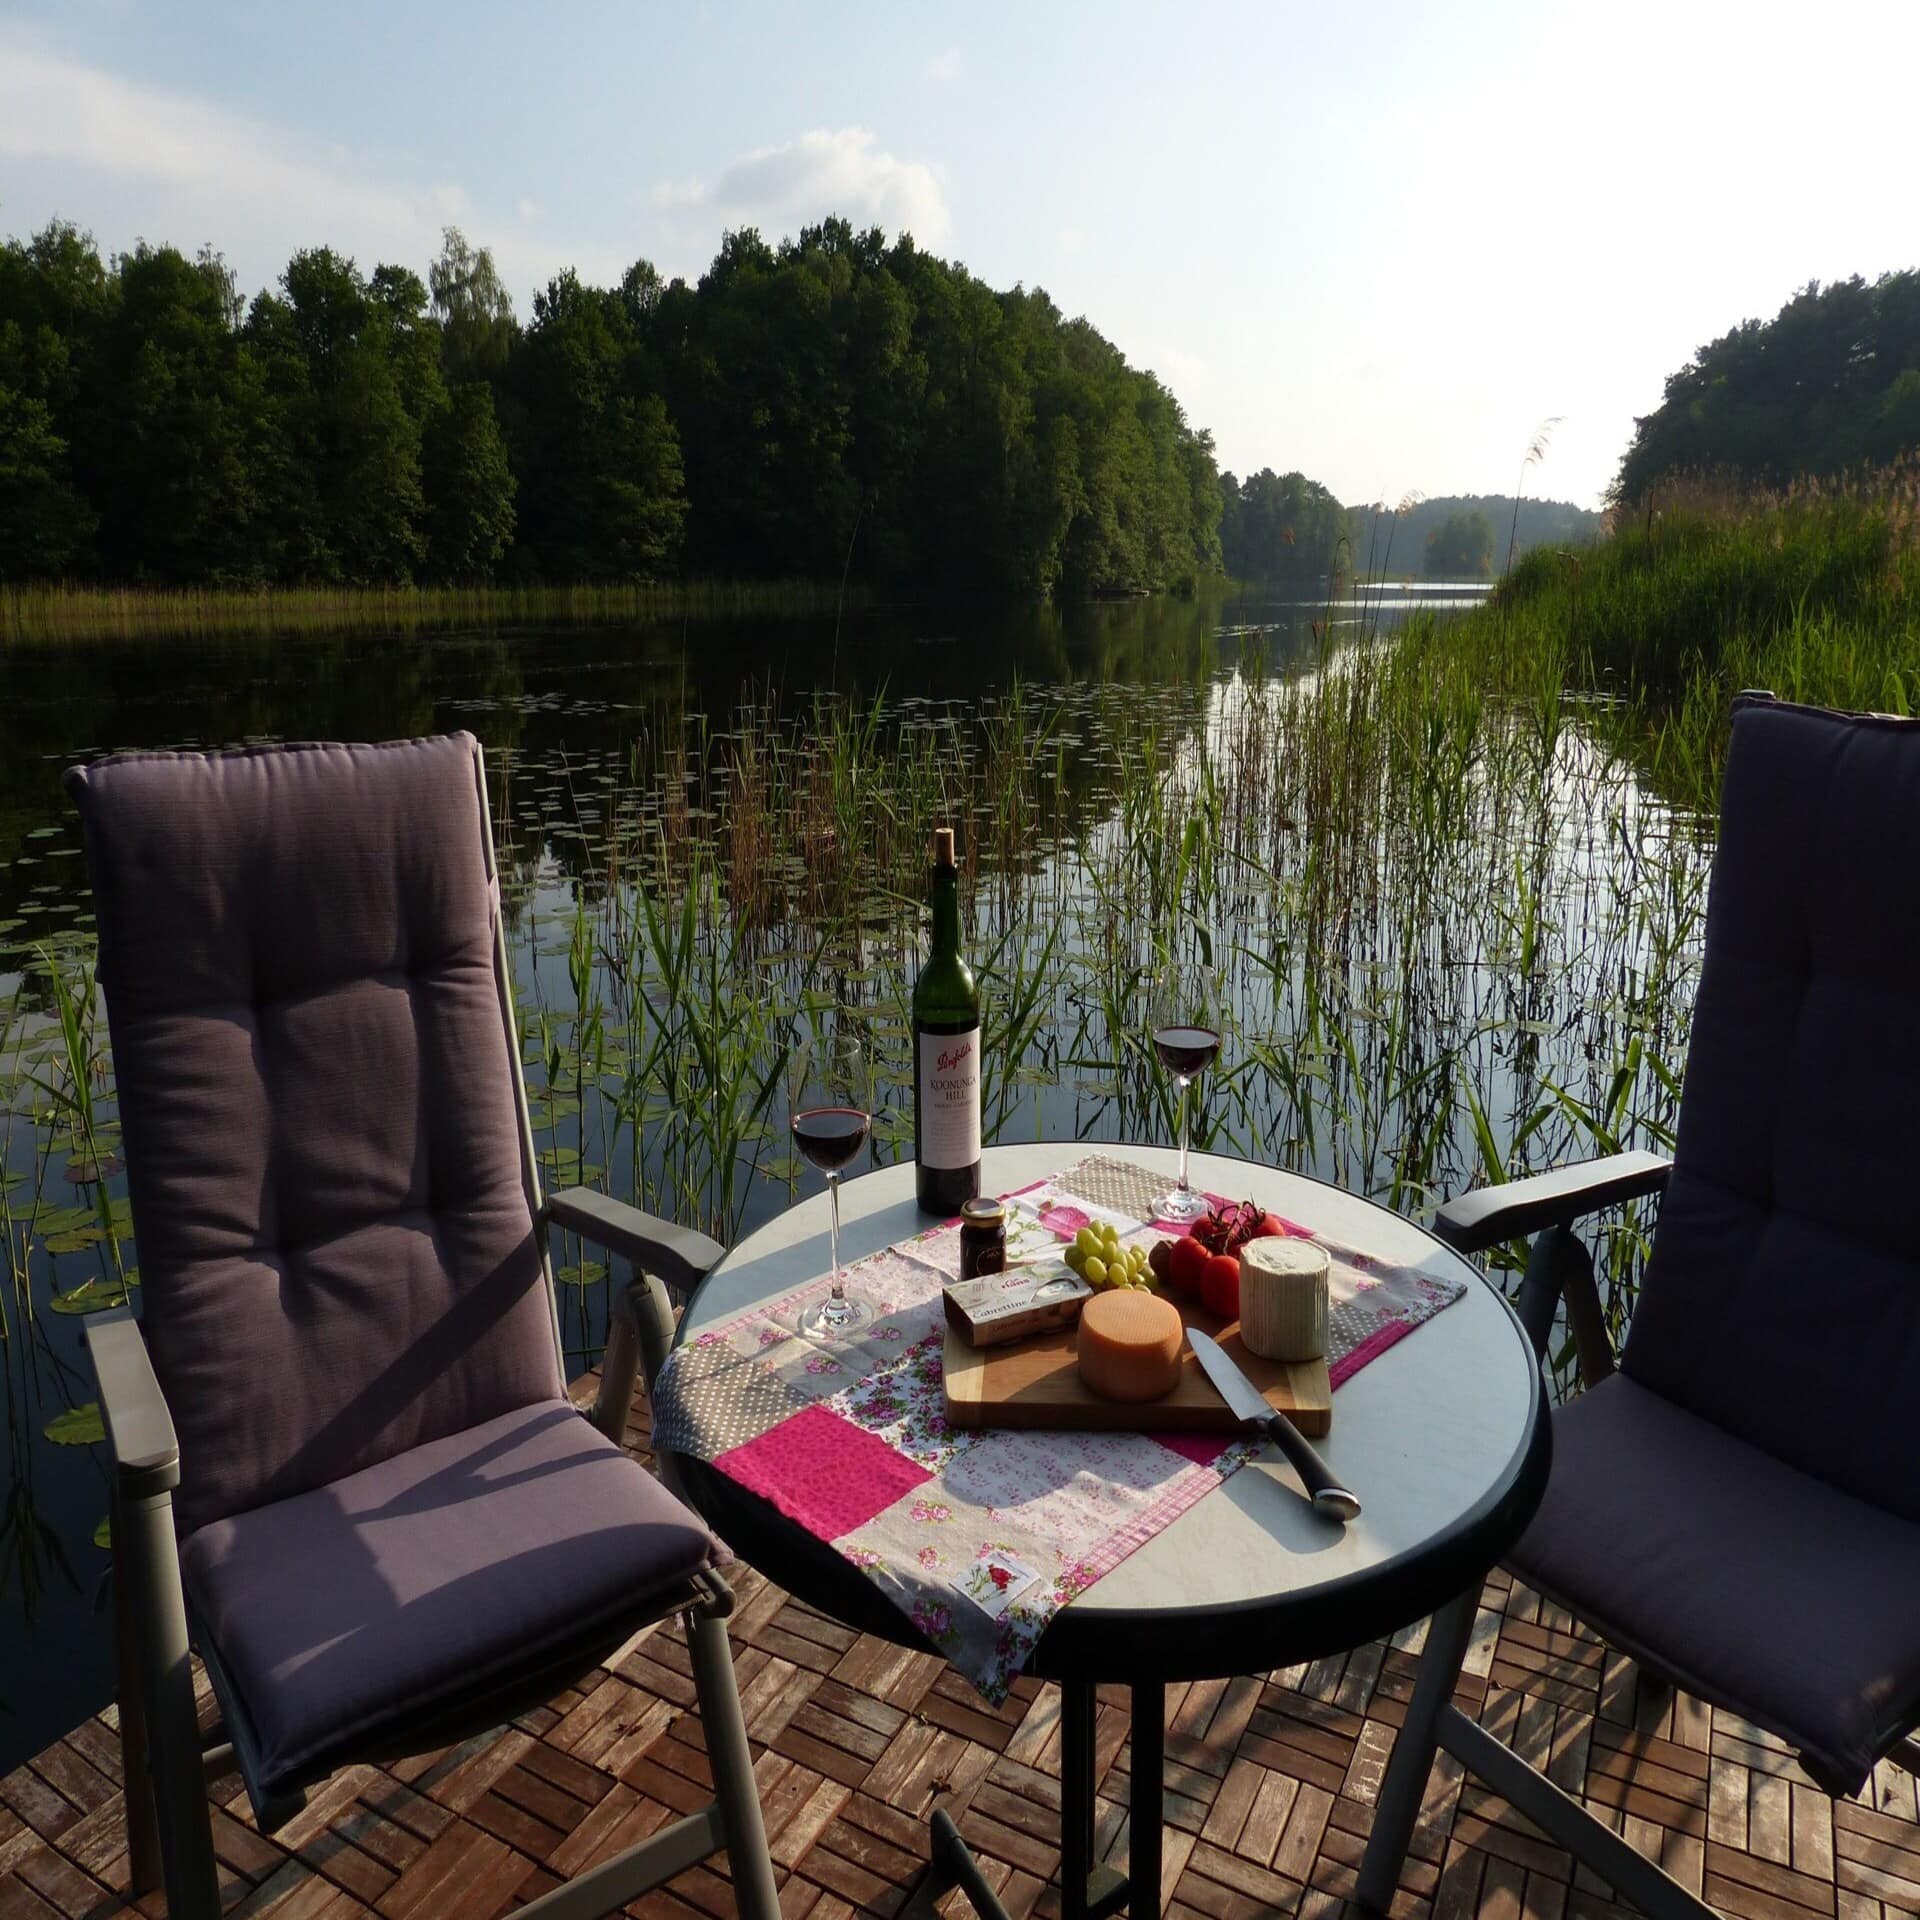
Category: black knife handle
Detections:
[{"x1": 1261, "y1": 1411, "x2": 1362, "y2": 1522}]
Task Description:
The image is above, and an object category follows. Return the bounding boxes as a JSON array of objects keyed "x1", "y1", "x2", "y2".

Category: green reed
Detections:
[{"x1": 1411, "y1": 464, "x2": 1920, "y2": 810}]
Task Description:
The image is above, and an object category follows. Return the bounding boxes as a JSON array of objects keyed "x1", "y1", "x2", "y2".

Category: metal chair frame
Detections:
[
  {"x1": 84, "y1": 746, "x2": 778, "y2": 1920},
  {"x1": 1354, "y1": 1154, "x2": 1920, "y2": 1920}
]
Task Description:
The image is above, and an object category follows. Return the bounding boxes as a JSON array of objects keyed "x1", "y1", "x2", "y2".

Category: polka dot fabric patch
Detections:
[
  {"x1": 1051, "y1": 1154, "x2": 1205, "y2": 1223},
  {"x1": 650, "y1": 1342, "x2": 803, "y2": 1457}
]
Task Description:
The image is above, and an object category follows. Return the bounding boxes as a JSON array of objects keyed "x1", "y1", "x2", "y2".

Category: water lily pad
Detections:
[
  {"x1": 48, "y1": 1278, "x2": 134, "y2": 1315},
  {"x1": 43, "y1": 1402, "x2": 105, "y2": 1445},
  {"x1": 63, "y1": 1154, "x2": 124, "y2": 1185},
  {"x1": 538, "y1": 1149, "x2": 602, "y2": 1184},
  {"x1": 554, "y1": 1260, "x2": 609, "y2": 1287},
  {"x1": 35, "y1": 1205, "x2": 98, "y2": 1235}
]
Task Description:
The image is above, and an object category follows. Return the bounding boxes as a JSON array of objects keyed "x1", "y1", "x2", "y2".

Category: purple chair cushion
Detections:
[
  {"x1": 1509, "y1": 1375, "x2": 1920, "y2": 1795},
  {"x1": 179, "y1": 1400, "x2": 713, "y2": 1799},
  {"x1": 65, "y1": 737, "x2": 563, "y2": 1537},
  {"x1": 1622, "y1": 700, "x2": 1920, "y2": 1522}
]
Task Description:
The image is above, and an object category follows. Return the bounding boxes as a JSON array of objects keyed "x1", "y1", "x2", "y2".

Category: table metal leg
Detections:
[
  {"x1": 1062, "y1": 1680, "x2": 1130, "y2": 1920},
  {"x1": 1357, "y1": 1589, "x2": 1476, "y2": 1911},
  {"x1": 1129, "y1": 1682, "x2": 1164, "y2": 1918},
  {"x1": 1062, "y1": 1679, "x2": 1096, "y2": 1904},
  {"x1": 904, "y1": 1809, "x2": 1015, "y2": 1920},
  {"x1": 909, "y1": 1679, "x2": 1127, "y2": 1920}
]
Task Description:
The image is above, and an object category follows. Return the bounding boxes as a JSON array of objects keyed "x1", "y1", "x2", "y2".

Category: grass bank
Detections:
[
  {"x1": 0, "y1": 578, "x2": 876, "y2": 644},
  {"x1": 1409, "y1": 464, "x2": 1920, "y2": 806}
]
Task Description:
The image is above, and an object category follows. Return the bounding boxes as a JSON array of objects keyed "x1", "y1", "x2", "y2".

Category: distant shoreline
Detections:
[
  {"x1": 0, "y1": 574, "x2": 1501, "y2": 645},
  {"x1": 0, "y1": 579, "x2": 876, "y2": 645}
]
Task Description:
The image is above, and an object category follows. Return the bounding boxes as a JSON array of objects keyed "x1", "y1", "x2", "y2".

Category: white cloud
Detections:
[
  {"x1": 650, "y1": 128, "x2": 950, "y2": 248},
  {"x1": 925, "y1": 49, "x2": 964, "y2": 84},
  {"x1": 1058, "y1": 227, "x2": 1087, "y2": 254},
  {"x1": 0, "y1": 24, "x2": 617, "y2": 306}
]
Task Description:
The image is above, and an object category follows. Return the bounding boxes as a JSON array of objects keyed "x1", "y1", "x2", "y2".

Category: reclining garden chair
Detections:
[
  {"x1": 67, "y1": 734, "x2": 777, "y2": 1920},
  {"x1": 1357, "y1": 693, "x2": 1920, "y2": 1920}
]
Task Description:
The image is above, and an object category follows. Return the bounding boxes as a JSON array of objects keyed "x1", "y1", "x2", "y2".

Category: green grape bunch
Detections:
[{"x1": 1063, "y1": 1221, "x2": 1153, "y2": 1289}]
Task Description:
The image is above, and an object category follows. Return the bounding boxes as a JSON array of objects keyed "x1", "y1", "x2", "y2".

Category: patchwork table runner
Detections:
[{"x1": 653, "y1": 1155, "x2": 1465, "y2": 1701}]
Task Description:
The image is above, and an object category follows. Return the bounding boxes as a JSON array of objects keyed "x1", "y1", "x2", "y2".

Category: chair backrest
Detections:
[
  {"x1": 66, "y1": 735, "x2": 565, "y2": 1538},
  {"x1": 1622, "y1": 696, "x2": 1920, "y2": 1519}
]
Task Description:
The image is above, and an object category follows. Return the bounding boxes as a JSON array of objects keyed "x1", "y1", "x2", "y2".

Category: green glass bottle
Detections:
[{"x1": 913, "y1": 826, "x2": 981, "y2": 1213}]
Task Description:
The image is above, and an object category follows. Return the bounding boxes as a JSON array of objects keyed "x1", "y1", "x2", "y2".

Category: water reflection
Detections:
[{"x1": 0, "y1": 589, "x2": 1489, "y2": 1770}]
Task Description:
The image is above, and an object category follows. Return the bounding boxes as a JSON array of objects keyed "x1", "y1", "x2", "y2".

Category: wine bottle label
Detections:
[{"x1": 917, "y1": 1025, "x2": 981, "y2": 1169}]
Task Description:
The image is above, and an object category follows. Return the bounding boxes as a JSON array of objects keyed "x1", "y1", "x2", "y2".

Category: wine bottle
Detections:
[{"x1": 913, "y1": 826, "x2": 982, "y2": 1213}]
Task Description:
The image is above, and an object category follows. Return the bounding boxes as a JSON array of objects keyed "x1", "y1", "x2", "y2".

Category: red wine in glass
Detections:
[
  {"x1": 788, "y1": 1029, "x2": 874, "y2": 1338},
  {"x1": 1150, "y1": 962, "x2": 1222, "y2": 1224},
  {"x1": 1152, "y1": 1025, "x2": 1222, "y2": 1079},
  {"x1": 791, "y1": 1105, "x2": 872, "y2": 1176}
]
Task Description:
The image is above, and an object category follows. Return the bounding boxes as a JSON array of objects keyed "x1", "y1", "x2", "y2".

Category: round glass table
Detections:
[{"x1": 666, "y1": 1144, "x2": 1549, "y2": 1920}]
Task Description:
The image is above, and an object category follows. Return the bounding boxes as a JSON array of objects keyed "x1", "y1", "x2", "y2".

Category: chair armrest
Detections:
[
  {"x1": 1435, "y1": 1150, "x2": 1671, "y2": 1255},
  {"x1": 544, "y1": 1187, "x2": 726, "y2": 1293},
  {"x1": 84, "y1": 1306, "x2": 181, "y2": 1501}
]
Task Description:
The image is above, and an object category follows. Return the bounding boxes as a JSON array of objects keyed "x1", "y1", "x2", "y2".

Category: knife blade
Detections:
[{"x1": 1187, "y1": 1328, "x2": 1362, "y2": 1523}]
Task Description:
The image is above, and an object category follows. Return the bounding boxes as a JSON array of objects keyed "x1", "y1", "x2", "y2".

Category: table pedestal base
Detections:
[{"x1": 906, "y1": 1680, "x2": 1161, "y2": 1920}]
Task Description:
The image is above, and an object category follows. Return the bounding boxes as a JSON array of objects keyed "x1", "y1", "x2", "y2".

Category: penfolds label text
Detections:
[{"x1": 917, "y1": 1024, "x2": 981, "y2": 1170}]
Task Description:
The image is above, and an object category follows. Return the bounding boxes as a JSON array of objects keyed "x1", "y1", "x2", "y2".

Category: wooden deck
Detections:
[{"x1": 4, "y1": 1378, "x2": 1917, "y2": 1920}]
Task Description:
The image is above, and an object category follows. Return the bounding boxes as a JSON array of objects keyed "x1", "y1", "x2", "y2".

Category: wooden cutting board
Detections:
[{"x1": 943, "y1": 1296, "x2": 1332, "y2": 1435}]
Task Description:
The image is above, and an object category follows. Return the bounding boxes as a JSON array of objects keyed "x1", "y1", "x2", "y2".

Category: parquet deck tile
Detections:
[{"x1": 12, "y1": 1374, "x2": 1919, "y2": 1919}]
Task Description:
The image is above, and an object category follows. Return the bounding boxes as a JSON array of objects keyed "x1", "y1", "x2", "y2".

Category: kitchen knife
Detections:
[{"x1": 1186, "y1": 1328, "x2": 1362, "y2": 1523}]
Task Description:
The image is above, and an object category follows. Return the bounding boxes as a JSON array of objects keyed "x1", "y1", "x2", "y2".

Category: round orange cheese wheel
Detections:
[{"x1": 1077, "y1": 1289, "x2": 1184, "y2": 1402}]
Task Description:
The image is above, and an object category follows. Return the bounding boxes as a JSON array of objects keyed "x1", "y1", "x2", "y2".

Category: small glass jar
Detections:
[{"x1": 958, "y1": 1197, "x2": 1007, "y2": 1281}]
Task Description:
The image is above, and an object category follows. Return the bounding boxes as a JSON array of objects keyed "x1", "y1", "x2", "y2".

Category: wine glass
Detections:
[
  {"x1": 788, "y1": 1025, "x2": 874, "y2": 1338},
  {"x1": 1149, "y1": 958, "x2": 1222, "y2": 1224}
]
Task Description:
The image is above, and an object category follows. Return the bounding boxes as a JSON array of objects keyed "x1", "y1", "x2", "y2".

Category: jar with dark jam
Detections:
[{"x1": 957, "y1": 1197, "x2": 1007, "y2": 1280}]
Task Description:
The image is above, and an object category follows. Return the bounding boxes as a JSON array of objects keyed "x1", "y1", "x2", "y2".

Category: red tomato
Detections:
[
  {"x1": 1258, "y1": 1212, "x2": 1289, "y2": 1240},
  {"x1": 1200, "y1": 1253, "x2": 1242, "y2": 1319},
  {"x1": 1166, "y1": 1235, "x2": 1209, "y2": 1299}
]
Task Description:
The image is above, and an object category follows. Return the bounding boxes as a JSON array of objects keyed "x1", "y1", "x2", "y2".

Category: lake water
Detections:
[{"x1": 0, "y1": 586, "x2": 1708, "y2": 1773}]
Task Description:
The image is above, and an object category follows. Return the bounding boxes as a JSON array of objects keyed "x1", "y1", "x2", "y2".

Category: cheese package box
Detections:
[{"x1": 943, "y1": 1262, "x2": 1093, "y2": 1347}]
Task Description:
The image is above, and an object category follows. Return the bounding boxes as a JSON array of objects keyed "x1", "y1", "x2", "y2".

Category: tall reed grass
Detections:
[
  {"x1": 1, "y1": 610, "x2": 1718, "y2": 1601},
  {"x1": 1430, "y1": 460, "x2": 1920, "y2": 806}
]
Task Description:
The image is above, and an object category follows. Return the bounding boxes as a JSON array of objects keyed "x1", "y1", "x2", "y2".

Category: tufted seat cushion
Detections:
[
  {"x1": 1515, "y1": 697, "x2": 1920, "y2": 1795},
  {"x1": 179, "y1": 1399, "x2": 714, "y2": 1801},
  {"x1": 180, "y1": 1397, "x2": 714, "y2": 1797},
  {"x1": 1621, "y1": 699, "x2": 1920, "y2": 1523},
  {"x1": 65, "y1": 736, "x2": 563, "y2": 1538},
  {"x1": 1511, "y1": 1375, "x2": 1920, "y2": 1796}
]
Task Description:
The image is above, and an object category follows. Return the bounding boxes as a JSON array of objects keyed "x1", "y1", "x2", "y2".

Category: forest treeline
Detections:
[
  {"x1": 1616, "y1": 270, "x2": 1920, "y2": 503},
  {"x1": 0, "y1": 219, "x2": 1227, "y2": 595},
  {"x1": 1221, "y1": 478, "x2": 1599, "y2": 582}
]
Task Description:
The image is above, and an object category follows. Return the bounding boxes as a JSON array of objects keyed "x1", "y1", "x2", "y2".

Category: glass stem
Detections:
[
  {"x1": 1177, "y1": 1074, "x2": 1192, "y2": 1194},
  {"x1": 828, "y1": 1171, "x2": 844, "y2": 1300}
]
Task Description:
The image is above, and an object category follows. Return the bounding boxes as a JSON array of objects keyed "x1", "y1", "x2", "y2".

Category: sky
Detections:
[{"x1": 3, "y1": 0, "x2": 1918, "y2": 510}]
